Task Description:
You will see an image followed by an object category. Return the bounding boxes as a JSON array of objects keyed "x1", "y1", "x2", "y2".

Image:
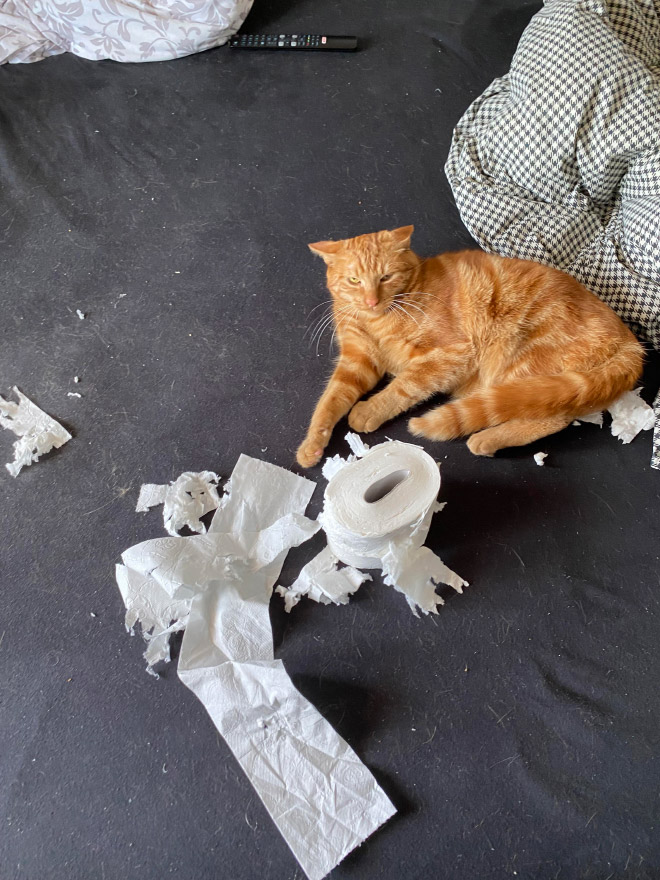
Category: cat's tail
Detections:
[{"x1": 413, "y1": 341, "x2": 643, "y2": 438}]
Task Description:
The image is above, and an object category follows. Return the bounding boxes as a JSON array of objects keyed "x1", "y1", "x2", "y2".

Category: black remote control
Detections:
[{"x1": 228, "y1": 34, "x2": 358, "y2": 51}]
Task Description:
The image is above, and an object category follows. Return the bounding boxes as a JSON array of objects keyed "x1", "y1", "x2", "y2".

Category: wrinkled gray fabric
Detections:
[{"x1": 446, "y1": 0, "x2": 660, "y2": 467}]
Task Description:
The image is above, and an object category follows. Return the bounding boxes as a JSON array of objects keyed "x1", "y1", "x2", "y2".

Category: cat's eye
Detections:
[
  {"x1": 347, "y1": 276, "x2": 360, "y2": 285},
  {"x1": 380, "y1": 274, "x2": 392, "y2": 282}
]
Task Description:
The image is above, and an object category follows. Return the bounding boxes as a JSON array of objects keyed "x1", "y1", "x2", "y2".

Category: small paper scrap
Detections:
[
  {"x1": 321, "y1": 432, "x2": 370, "y2": 480},
  {"x1": 76, "y1": 309, "x2": 85, "y2": 320},
  {"x1": 136, "y1": 471, "x2": 221, "y2": 536},
  {"x1": 574, "y1": 411, "x2": 603, "y2": 427},
  {"x1": 0, "y1": 387, "x2": 71, "y2": 476},
  {"x1": 534, "y1": 452, "x2": 547, "y2": 466}
]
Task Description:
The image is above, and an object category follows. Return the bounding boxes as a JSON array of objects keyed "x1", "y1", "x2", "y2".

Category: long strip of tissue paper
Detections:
[
  {"x1": 116, "y1": 455, "x2": 395, "y2": 880},
  {"x1": 0, "y1": 386, "x2": 71, "y2": 476}
]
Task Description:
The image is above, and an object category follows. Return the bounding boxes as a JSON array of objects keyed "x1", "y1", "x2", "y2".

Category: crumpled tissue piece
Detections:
[
  {"x1": 533, "y1": 452, "x2": 548, "y2": 466},
  {"x1": 277, "y1": 546, "x2": 371, "y2": 612},
  {"x1": 0, "y1": 387, "x2": 71, "y2": 476},
  {"x1": 574, "y1": 388, "x2": 653, "y2": 442},
  {"x1": 608, "y1": 388, "x2": 655, "y2": 444},
  {"x1": 136, "y1": 470, "x2": 221, "y2": 535},
  {"x1": 116, "y1": 453, "x2": 395, "y2": 879}
]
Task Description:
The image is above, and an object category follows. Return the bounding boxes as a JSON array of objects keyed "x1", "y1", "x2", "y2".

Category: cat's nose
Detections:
[{"x1": 365, "y1": 296, "x2": 378, "y2": 308}]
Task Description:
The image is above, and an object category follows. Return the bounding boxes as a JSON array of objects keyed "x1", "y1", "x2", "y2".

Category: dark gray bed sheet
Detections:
[{"x1": 2, "y1": 1, "x2": 659, "y2": 879}]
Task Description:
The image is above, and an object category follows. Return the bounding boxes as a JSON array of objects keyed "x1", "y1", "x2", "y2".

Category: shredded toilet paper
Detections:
[
  {"x1": 287, "y1": 435, "x2": 467, "y2": 617},
  {"x1": 574, "y1": 411, "x2": 604, "y2": 427},
  {"x1": 321, "y1": 432, "x2": 371, "y2": 480},
  {"x1": 608, "y1": 388, "x2": 655, "y2": 444},
  {"x1": 574, "y1": 387, "x2": 654, "y2": 442},
  {"x1": 136, "y1": 471, "x2": 221, "y2": 536},
  {"x1": 116, "y1": 456, "x2": 395, "y2": 879},
  {"x1": 276, "y1": 546, "x2": 371, "y2": 611},
  {"x1": 0, "y1": 386, "x2": 71, "y2": 476}
]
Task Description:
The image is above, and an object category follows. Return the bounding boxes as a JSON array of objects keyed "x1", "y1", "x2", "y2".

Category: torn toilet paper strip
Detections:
[
  {"x1": 276, "y1": 546, "x2": 371, "y2": 612},
  {"x1": 178, "y1": 582, "x2": 395, "y2": 880},
  {"x1": 0, "y1": 386, "x2": 71, "y2": 476},
  {"x1": 117, "y1": 455, "x2": 395, "y2": 878},
  {"x1": 312, "y1": 436, "x2": 467, "y2": 616},
  {"x1": 136, "y1": 470, "x2": 221, "y2": 536}
]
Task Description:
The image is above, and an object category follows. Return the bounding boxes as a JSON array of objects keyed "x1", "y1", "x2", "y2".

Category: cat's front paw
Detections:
[
  {"x1": 296, "y1": 429, "x2": 330, "y2": 468},
  {"x1": 348, "y1": 401, "x2": 386, "y2": 433}
]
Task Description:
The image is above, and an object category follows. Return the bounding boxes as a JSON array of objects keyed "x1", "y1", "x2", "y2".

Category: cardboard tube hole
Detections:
[{"x1": 364, "y1": 469, "x2": 411, "y2": 504}]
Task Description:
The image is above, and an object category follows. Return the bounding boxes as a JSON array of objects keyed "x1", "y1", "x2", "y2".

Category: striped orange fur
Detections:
[{"x1": 296, "y1": 227, "x2": 643, "y2": 466}]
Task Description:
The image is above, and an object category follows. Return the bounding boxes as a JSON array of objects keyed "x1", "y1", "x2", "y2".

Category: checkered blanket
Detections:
[{"x1": 446, "y1": 0, "x2": 660, "y2": 467}]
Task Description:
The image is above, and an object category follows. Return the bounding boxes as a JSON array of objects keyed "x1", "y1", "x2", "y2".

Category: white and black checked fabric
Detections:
[{"x1": 446, "y1": 0, "x2": 660, "y2": 468}]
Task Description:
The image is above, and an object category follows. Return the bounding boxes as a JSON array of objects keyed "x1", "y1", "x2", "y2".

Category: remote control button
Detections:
[
  {"x1": 321, "y1": 36, "x2": 327, "y2": 44},
  {"x1": 278, "y1": 41, "x2": 284, "y2": 46},
  {"x1": 291, "y1": 42, "x2": 297, "y2": 46}
]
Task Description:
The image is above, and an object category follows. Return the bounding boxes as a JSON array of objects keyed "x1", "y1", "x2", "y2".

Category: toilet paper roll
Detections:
[{"x1": 320, "y1": 440, "x2": 441, "y2": 569}]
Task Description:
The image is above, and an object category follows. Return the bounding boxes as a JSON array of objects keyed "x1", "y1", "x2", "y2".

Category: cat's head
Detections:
[{"x1": 308, "y1": 226, "x2": 418, "y2": 315}]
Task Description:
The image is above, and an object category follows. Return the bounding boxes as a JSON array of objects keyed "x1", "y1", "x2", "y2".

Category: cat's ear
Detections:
[
  {"x1": 389, "y1": 225, "x2": 414, "y2": 250},
  {"x1": 308, "y1": 240, "x2": 342, "y2": 263}
]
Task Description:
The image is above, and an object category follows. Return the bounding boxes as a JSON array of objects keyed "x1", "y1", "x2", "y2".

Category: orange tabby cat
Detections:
[{"x1": 296, "y1": 226, "x2": 643, "y2": 467}]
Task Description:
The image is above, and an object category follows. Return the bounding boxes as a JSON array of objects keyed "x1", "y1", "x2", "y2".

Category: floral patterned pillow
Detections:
[{"x1": 0, "y1": 0, "x2": 253, "y2": 64}]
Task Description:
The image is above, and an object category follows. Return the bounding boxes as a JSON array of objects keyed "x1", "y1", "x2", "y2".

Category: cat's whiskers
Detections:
[
  {"x1": 403, "y1": 290, "x2": 437, "y2": 299},
  {"x1": 404, "y1": 303, "x2": 426, "y2": 317},
  {"x1": 308, "y1": 312, "x2": 335, "y2": 347},
  {"x1": 305, "y1": 299, "x2": 333, "y2": 320},
  {"x1": 393, "y1": 297, "x2": 426, "y2": 317},
  {"x1": 306, "y1": 303, "x2": 336, "y2": 341},
  {"x1": 394, "y1": 293, "x2": 430, "y2": 308},
  {"x1": 311, "y1": 304, "x2": 355, "y2": 352},
  {"x1": 389, "y1": 300, "x2": 421, "y2": 328},
  {"x1": 328, "y1": 308, "x2": 359, "y2": 352},
  {"x1": 388, "y1": 302, "x2": 408, "y2": 323}
]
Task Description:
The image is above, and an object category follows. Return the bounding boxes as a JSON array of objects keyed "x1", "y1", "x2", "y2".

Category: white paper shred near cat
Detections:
[
  {"x1": 573, "y1": 411, "x2": 603, "y2": 427},
  {"x1": 608, "y1": 388, "x2": 655, "y2": 444},
  {"x1": 0, "y1": 387, "x2": 71, "y2": 476},
  {"x1": 574, "y1": 387, "x2": 654, "y2": 442},
  {"x1": 136, "y1": 471, "x2": 221, "y2": 536},
  {"x1": 321, "y1": 432, "x2": 370, "y2": 480},
  {"x1": 533, "y1": 452, "x2": 548, "y2": 466},
  {"x1": 116, "y1": 454, "x2": 395, "y2": 880}
]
